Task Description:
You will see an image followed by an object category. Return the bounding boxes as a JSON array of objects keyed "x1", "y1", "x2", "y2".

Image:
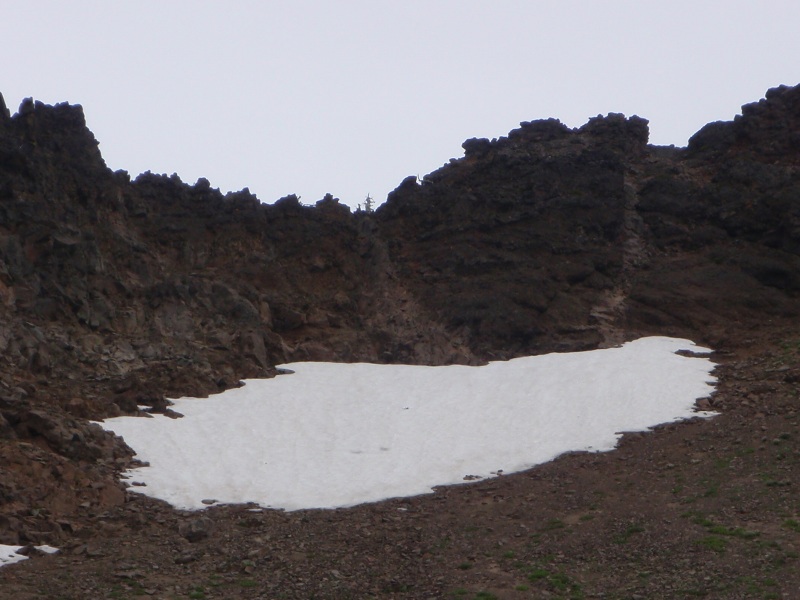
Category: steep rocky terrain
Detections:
[{"x1": 0, "y1": 85, "x2": 799, "y2": 598}]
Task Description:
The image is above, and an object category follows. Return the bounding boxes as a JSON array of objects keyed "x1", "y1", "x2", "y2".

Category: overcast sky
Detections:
[{"x1": 2, "y1": 1, "x2": 798, "y2": 208}]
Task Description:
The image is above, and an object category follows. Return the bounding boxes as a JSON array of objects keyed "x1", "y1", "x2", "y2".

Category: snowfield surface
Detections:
[{"x1": 98, "y1": 337, "x2": 717, "y2": 511}]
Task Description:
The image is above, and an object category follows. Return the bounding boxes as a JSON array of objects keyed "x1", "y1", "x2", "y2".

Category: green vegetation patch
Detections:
[{"x1": 696, "y1": 535, "x2": 727, "y2": 553}]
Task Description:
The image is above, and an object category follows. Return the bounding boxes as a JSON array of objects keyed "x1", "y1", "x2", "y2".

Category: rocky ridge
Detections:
[{"x1": 0, "y1": 84, "x2": 799, "y2": 598}]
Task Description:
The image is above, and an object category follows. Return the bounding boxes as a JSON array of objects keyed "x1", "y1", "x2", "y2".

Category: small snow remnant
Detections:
[
  {"x1": 0, "y1": 544, "x2": 59, "y2": 569},
  {"x1": 98, "y1": 336, "x2": 716, "y2": 511},
  {"x1": 0, "y1": 545, "x2": 27, "y2": 567}
]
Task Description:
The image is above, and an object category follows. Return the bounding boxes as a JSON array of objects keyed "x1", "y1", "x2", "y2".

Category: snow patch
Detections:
[
  {"x1": 98, "y1": 337, "x2": 716, "y2": 511},
  {"x1": 0, "y1": 545, "x2": 59, "y2": 569}
]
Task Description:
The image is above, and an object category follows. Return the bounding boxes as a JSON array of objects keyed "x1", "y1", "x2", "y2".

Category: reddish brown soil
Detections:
[{"x1": 2, "y1": 326, "x2": 799, "y2": 600}]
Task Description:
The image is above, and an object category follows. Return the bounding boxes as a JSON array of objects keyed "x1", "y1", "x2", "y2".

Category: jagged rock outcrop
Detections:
[
  {"x1": 1, "y1": 84, "x2": 799, "y2": 543},
  {"x1": 377, "y1": 115, "x2": 650, "y2": 355},
  {"x1": 0, "y1": 98, "x2": 475, "y2": 418},
  {"x1": 377, "y1": 88, "x2": 800, "y2": 356}
]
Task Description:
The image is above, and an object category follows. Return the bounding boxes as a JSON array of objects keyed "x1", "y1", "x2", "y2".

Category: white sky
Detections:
[
  {"x1": 98, "y1": 337, "x2": 716, "y2": 512},
  {"x1": 2, "y1": 1, "x2": 798, "y2": 208}
]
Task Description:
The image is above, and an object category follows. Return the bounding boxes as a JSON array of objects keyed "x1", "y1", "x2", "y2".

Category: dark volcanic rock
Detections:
[
  {"x1": 377, "y1": 112, "x2": 642, "y2": 356},
  {"x1": 0, "y1": 85, "x2": 800, "y2": 545},
  {"x1": 688, "y1": 84, "x2": 800, "y2": 164},
  {"x1": 378, "y1": 88, "x2": 800, "y2": 355}
]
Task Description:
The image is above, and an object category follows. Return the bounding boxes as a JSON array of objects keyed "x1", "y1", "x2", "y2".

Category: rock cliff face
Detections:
[
  {"x1": 1, "y1": 85, "x2": 799, "y2": 544},
  {"x1": 377, "y1": 87, "x2": 800, "y2": 357}
]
